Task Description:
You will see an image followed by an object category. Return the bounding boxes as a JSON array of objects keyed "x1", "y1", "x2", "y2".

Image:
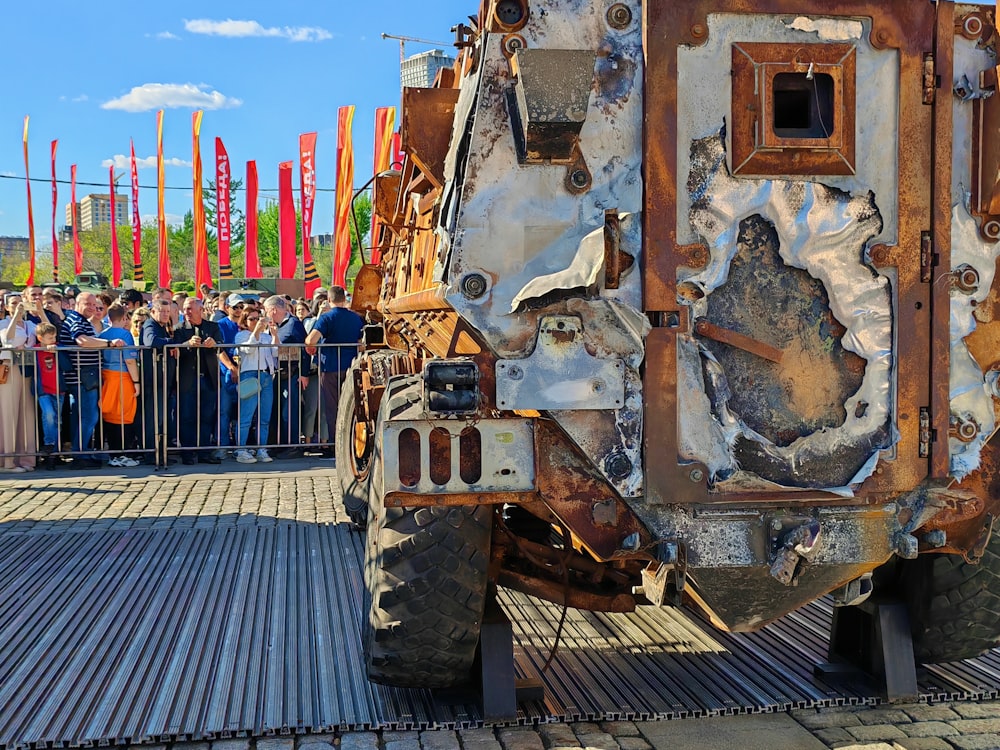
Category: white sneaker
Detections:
[
  {"x1": 256, "y1": 449, "x2": 273, "y2": 463},
  {"x1": 235, "y1": 450, "x2": 257, "y2": 464},
  {"x1": 109, "y1": 456, "x2": 125, "y2": 467},
  {"x1": 120, "y1": 456, "x2": 140, "y2": 467}
]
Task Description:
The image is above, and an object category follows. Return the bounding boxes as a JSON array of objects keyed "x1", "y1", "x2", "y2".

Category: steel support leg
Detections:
[
  {"x1": 816, "y1": 598, "x2": 919, "y2": 702},
  {"x1": 474, "y1": 589, "x2": 544, "y2": 722}
]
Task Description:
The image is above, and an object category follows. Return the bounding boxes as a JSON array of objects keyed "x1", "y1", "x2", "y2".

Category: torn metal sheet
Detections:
[
  {"x1": 681, "y1": 134, "x2": 894, "y2": 490},
  {"x1": 949, "y1": 204, "x2": 1000, "y2": 478}
]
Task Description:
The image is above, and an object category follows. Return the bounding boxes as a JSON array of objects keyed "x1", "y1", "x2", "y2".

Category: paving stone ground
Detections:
[{"x1": 3, "y1": 467, "x2": 999, "y2": 750}]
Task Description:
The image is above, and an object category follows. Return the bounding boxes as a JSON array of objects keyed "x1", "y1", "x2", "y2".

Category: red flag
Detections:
[
  {"x1": 391, "y1": 131, "x2": 403, "y2": 171},
  {"x1": 333, "y1": 105, "x2": 356, "y2": 288},
  {"x1": 370, "y1": 107, "x2": 396, "y2": 264},
  {"x1": 157, "y1": 109, "x2": 171, "y2": 288},
  {"x1": 245, "y1": 161, "x2": 261, "y2": 279},
  {"x1": 192, "y1": 111, "x2": 211, "y2": 295},
  {"x1": 22, "y1": 117, "x2": 36, "y2": 286},
  {"x1": 278, "y1": 161, "x2": 297, "y2": 279},
  {"x1": 109, "y1": 165, "x2": 121, "y2": 288},
  {"x1": 50, "y1": 140, "x2": 58, "y2": 283},
  {"x1": 71, "y1": 164, "x2": 83, "y2": 275},
  {"x1": 215, "y1": 138, "x2": 232, "y2": 279},
  {"x1": 130, "y1": 140, "x2": 143, "y2": 282},
  {"x1": 299, "y1": 132, "x2": 320, "y2": 296}
]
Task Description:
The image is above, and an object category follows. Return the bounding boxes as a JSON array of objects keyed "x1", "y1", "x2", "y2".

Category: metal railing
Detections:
[{"x1": 0, "y1": 341, "x2": 357, "y2": 469}]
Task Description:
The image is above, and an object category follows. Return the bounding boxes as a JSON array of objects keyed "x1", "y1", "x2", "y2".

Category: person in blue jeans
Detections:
[
  {"x1": 33, "y1": 322, "x2": 63, "y2": 469},
  {"x1": 234, "y1": 308, "x2": 278, "y2": 464},
  {"x1": 214, "y1": 294, "x2": 243, "y2": 459},
  {"x1": 58, "y1": 292, "x2": 126, "y2": 468}
]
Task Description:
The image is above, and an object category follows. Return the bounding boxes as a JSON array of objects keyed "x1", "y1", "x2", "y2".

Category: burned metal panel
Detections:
[
  {"x1": 432, "y1": 0, "x2": 645, "y2": 495},
  {"x1": 679, "y1": 133, "x2": 894, "y2": 490},
  {"x1": 946, "y1": 16, "x2": 1000, "y2": 481},
  {"x1": 644, "y1": 2, "x2": 939, "y2": 511},
  {"x1": 402, "y1": 87, "x2": 461, "y2": 188},
  {"x1": 381, "y1": 418, "x2": 536, "y2": 495}
]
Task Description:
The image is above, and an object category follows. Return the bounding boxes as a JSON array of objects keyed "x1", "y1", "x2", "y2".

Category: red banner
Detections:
[
  {"x1": 157, "y1": 109, "x2": 171, "y2": 288},
  {"x1": 50, "y1": 140, "x2": 58, "y2": 283},
  {"x1": 278, "y1": 161, "x2": 296, "y2": 279},
  {"x1": 192, "y1": 111, "x2": 211, "y2": 295},
  {"x1": 215, "y1": 137, "x2": 232, "y2": 279},
  {"x1": 370, "y1": 106, "x2": 396, "y2": 264},
  {"x1": 22, "y1": 117, "x2": 36, "y2": 286},
  {"x1": 71, "y1": 164, "x2": 83, "y2": 275},
  {"x1": 299, "y1": 132, "x2": 320, "y2": 296},
  {"x1": 333, "y1": 105, "x2": 356, "y2": 288},
  {"x1": 130, "y1": 139, "x2": 143, "y2": 282},
  {"x1": 245, "y1": 161, "x2": 261, "y2": 279},
  {"x1": 109, "y1": 165, "x2": 121, "y2": 288}
]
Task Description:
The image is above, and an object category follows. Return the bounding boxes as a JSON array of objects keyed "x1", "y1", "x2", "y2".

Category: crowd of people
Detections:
[{"x1": 0, "y1": 283, "x2": 365, "y2": 472}]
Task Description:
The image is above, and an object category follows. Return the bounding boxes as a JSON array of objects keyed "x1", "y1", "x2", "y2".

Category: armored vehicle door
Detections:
[{"x1": 644, "y1": 1, "x2": 999, "y2": 511}]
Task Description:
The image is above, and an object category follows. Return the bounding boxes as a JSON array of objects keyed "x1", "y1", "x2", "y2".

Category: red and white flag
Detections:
[
  {"x1": 299, "y1": 132, "x2": 320, "y2": 296},
  {"x1": 215, "y1": 137, "x2": 232, "y2": 279}
]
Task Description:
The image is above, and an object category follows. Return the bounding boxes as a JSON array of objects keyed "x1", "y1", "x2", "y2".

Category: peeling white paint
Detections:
[{"x1": 784, "y1": 16, "x2": 864, "y2": 41}]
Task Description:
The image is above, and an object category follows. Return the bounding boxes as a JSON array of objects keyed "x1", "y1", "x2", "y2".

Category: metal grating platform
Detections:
[{"x1": 1, "y1": 518, "x2": 999, "y2": 748}]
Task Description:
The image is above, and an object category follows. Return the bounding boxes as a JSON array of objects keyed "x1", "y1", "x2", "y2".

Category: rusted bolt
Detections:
[
  {"x1": 607, "y1": 452, "x2": 632, "y2": 479},
  {"x1": 984, "y1": 220, "x2": 1000, "y2": 240},
  {"x1": 964, "y1": 15, "x2": 984, "y2": 38},
  {"x1": 691, "y1": 23, "x2": 706, "y2": 38},
  {"x1": 506, "y1": 365, "x2": 523, "y2": 381},
  {"x1": 951, "y1": 414, "x2": 980, "y2": 442},
  {"x1": 570, "y1": 169, "x2": 590, "y2": 189},
  {"x1": 460, "y1": 273, "x2": 488, "y2": 299},
  {"x1": 689, "y1": 468, "x2": 704, "y2": 483},
  {"x1": 591, "y1": 379, "x2": 606, "y2": 394},
  {"x1": 875, "y1": 29, "x2": 889, "y2": 45},
  {"x1": 954, "y1": 264, "x2": 980, "y2": 294},
  {"x1": 503, "y1": 34, "x2": 526, "y2": 55},
  {"x1": 870, "y1": 246, "x2": 888, "y2": 265},
  {"x1": 607, "y1": 4, "x2": 632, "y2": 30}
]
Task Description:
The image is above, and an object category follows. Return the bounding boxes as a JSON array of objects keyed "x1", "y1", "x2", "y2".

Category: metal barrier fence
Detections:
[{"x1": 0, "y1": 341, "x2": 356, "y2": 470}]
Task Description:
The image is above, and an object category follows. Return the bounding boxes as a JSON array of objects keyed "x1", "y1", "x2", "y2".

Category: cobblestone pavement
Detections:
[{"x1": 1, "y1": 465, "x2": 999, "y2": 750}]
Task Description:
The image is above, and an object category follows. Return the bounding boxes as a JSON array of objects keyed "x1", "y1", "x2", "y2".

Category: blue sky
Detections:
[{"x1": 0, "y1": 0, "x2": 470, "y2": 240}]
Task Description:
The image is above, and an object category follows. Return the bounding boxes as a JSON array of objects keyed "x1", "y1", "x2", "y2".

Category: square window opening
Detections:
[{"x1": 773, "y1": 72, "x2": 835, "y2": 139}]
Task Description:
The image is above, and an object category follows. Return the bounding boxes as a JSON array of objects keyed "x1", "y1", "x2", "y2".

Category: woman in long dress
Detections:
[{"x1": 0, "y1": 294, "x2": 38, "y2": 472}]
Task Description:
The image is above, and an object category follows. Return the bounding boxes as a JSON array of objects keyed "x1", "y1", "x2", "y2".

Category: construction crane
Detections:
[{"x1": 381, "y1": 32, "x2": 451, "y2": 65}]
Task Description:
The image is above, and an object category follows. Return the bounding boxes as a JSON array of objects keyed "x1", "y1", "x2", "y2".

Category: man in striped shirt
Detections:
[{"x1": 58, "y1": 292, "x2": 126, "y2": 467}]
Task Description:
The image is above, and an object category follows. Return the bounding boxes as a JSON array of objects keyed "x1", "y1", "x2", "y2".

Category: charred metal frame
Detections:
[{"x1": 643, "y1": 0, "x2": 952, "y2": 510}]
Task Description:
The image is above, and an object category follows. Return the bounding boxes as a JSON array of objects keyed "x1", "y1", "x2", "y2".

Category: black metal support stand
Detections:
[
  {"x1": 474, "y1": 590, "x2": 545, "y2": 721},
  {"x1": 814, "y1": 598, "x2": 919, "y2": 702}
]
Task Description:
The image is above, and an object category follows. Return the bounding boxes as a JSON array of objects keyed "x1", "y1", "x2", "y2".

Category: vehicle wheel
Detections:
[
  {"x1": 363, "y1": 378, "x2": 493, "y2": 688},
  {"x1": 335, "y1": 366, "x2": 371, "y2": 528},
  {"x1": 901, "y1": 529, "x2": 1000, "y2": 663}
]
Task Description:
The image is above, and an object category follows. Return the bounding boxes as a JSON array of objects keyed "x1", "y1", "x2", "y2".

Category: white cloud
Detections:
[
  {"x1": 184, "y1": 18, "x2": 332, "y2": 42},
  {"x1": 101, "y1": 83, "x2": 242, "y2": 112},
  {"x1": 1, "y1": 171, "x2": 15, "y2": 178},
  {"x1": 72, "y1": 94, "x2": 88, "y2": 102},
  {"x1": 154, "y1": 31, "x2": 179, "y2": 40},
  {"x1": 102, "y1": 154, "x2": 192, "y2": 170}
]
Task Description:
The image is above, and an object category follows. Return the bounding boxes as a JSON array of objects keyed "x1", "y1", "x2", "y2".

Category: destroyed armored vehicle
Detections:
[{"x1": 338, "y1": 0, "x2": 1000, "y2": 690}]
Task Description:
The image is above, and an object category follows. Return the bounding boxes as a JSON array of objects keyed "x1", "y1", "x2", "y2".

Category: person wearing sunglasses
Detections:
[{"x1": 233, "y1": 308, "x2": 277, "y2": 464}]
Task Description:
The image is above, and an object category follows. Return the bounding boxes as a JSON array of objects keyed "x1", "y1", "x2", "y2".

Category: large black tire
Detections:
[
  {"x1": 902, "y1": 529, "x2": 1000, "y2": 663},
  {"x1": 335, "y1": 367, "x2": 371, "y2": 528},
  {"x1": 363, "y1": 377, "x2": 493, "y2": 688}
]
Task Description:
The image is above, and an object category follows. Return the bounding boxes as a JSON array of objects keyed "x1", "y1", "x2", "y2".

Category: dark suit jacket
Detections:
[
  {"x1": 140, "y1": 318, "x2": 176, "y2": 390},
  {"x1": 173, "y1": 318, "x2": 222, "y2": 391}
]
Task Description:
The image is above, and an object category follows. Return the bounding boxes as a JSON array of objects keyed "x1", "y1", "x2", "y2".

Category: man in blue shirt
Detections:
[
  {"x1": 264, "y1": 295, "x2": 309, "y2": 458},
  {"x1": 58, "y1": 292, "x2": 126, "y2": 467},
  {"x1": 303, "y1": 286, "x2": 365, "y2": 458}
]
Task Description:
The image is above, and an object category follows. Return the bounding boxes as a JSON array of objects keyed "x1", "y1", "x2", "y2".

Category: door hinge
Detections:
[
  {"x1": 920, "y1": 231, "x2": 937, "y2": 282},
  {"x1": 923, "y1": 52, "x2": 937, "y2": 105}
]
